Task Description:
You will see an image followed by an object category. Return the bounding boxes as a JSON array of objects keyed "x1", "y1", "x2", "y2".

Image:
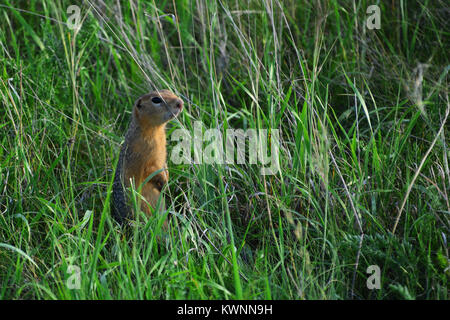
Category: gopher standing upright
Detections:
[{"x1": 112, "y1": 90, "x2": 183, "y2": 224}]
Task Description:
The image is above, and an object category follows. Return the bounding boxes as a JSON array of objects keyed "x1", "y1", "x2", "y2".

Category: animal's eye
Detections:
[{"x1": 151, "y1": 97, "x2": 162, "y2": 104}]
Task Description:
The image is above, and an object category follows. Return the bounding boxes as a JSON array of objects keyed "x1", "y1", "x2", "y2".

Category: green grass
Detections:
[{"x1": 0, "y1": 0, "x2": 448, "y2": 299}]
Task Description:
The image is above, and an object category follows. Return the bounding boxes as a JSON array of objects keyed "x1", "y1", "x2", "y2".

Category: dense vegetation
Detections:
[{"x1": 0, "y1": 0, "x2": 448, "y2": 299}]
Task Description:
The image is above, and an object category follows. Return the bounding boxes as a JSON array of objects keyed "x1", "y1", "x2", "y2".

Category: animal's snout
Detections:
[{"x1": 175, "y1": 99, "x2": 183, "y2": 111}]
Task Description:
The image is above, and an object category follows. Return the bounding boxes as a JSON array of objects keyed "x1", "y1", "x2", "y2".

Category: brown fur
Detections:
[{"x1": 112, "y1": 90, "x2": 183, "y2": 223}]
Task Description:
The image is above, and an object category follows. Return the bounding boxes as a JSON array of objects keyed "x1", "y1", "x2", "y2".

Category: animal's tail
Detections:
[{"x1": 111, "y1": 148, "x2": 130, "y2": 224}]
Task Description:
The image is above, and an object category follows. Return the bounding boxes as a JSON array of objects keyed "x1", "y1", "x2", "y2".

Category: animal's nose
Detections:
[{"x1": 175, "y1": 99, "x2": 183, "y2": 111}]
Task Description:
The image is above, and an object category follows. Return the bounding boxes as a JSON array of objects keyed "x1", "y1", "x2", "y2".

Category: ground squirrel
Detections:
[{"x1": 112, "y1": 90, "x2": 183, "y2": 224}]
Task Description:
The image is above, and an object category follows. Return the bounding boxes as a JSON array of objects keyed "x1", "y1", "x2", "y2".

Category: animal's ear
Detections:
[{"x1": 136, "y1": 98, "x2": 142, "y2": 109}]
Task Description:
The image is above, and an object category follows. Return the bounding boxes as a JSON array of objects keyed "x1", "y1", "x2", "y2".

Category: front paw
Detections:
[{"x1": 153, "y1": 172, "x2": 168, "y2": 192}]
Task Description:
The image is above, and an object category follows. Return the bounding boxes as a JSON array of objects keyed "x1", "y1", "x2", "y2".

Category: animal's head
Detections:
[{"x1": 134, "y1": 89, "x2": 183, "y2": 126}]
